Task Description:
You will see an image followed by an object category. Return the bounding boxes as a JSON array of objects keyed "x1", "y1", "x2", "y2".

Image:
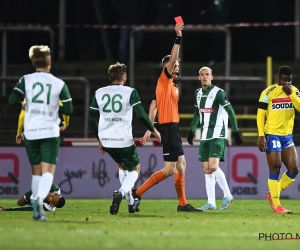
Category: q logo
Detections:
[
  {"x1": 232, "y1": 153, "x2": 258, "y2": 184},
  {"x1": 0, "y1": 154, "x2": 19, "y2": 184}
]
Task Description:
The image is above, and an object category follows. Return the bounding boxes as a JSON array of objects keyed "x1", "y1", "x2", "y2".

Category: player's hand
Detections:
[
  {"x1": 0, "y1": 206, "x2": 7, "y2": 211},
  {"x1": 282, "y1": 83, "x2": 292, "y2": 95},
  {"x1": 16, "y1": 133, "x2": 24, "y2": 144},
  {"x1": 98, "y1": 141, "x2": 105, "y2": 154},
  {"x1": 140, "y1": 130, "x2": 151, "y2": 145},
  {"x1": 187, "y1": 130, "x2": 194, "y2": 145},
  {"x1": 21, "y1": 102, "x2": 26, "y2": 110},
  {"x1": 258, "y1": 136, "x2": 266, "y2": 152},
  {"x1": 175, "y1": 24, "x2": 184, "y2": 37},
  {"x1": 152, "y1": 129, "x2": 161, "y2": 144},
  {"x1": 233, "y1": 131, "x2": 243, "y2": 145},
  {"x1": 60, "y1": 122, "x2": 67, "y2": 131}
]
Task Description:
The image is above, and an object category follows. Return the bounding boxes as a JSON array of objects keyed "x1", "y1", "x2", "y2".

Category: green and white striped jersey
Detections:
[
  {"x1": 90, "y1": 84, "x2": 141, "y2": 148},
  {"x1": 14, "y1": 72, "x2": 72, "y2": 140},
  {"x1": 194, "y1": 85, "x2": 230, "y2": 140}
]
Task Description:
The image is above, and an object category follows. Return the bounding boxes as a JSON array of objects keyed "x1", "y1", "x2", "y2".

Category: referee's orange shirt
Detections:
[{"x1": 156, "y1": 68, "x2": 180, "y2": 124}]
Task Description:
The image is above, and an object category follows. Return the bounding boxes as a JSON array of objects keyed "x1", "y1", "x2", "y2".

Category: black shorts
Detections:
[{"x1": 158, "y1": 123, "x2": 184, "y2": 162}]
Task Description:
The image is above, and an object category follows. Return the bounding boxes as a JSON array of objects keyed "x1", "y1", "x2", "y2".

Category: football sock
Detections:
[
  {"x1": 118, "y1": 169, "x2": 128, "y2": 185},
  {"x1": 205, "y1": 173, "x2": 216, "y2": 206},
  {"x1": 279, "y1": 171, "x2": 296, "y2": 192},
  {"x1": 214, "y1": 168, "x2": 232, "y2": 197},
  {"x1": 120, "y1": 170, "x2": 139, "y2": 194},
  {"x1": 31, "y1": 175, "x2": 41, "y2": 199},
  {"x1": 136, "y1": 170, "x2": 166, "y2": 197},
  {"x1": 174, "y1": 173, "x2": 187, "y2": 206},
  {"x1": 268, "y1": 173, "x2": 280, "y2": 208},
  {"x1": 37, "y1": 172, "x2": 53, "y2": 206}
]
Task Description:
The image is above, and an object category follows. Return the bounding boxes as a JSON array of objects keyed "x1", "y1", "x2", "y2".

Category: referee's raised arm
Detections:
[{"x1": 166, "y1": 24, "x2": 184, "y2": 76}]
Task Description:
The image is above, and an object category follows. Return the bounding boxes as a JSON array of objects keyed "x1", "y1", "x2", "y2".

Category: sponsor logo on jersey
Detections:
[
  {"x1": 104, "y1": 118, "x2": 122, "y2": 122},
  {"x1": 272, "y1": 97, "x2": 293, "y2": 110},
  {"x1": 272, "y1": 103, "x2": 294, "y2": 110},
  {"x1": 199, "y1": 108, "x2": 215, "y2": 113}
]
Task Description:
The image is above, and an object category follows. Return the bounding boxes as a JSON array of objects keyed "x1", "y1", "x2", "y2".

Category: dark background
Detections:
[{"x1": 0, "y1": 0, "x2": 297, "y2": 64}]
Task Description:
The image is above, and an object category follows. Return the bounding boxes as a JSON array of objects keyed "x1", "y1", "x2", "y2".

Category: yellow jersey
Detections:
[{"x1": 257, "y1": 83, "x2": 300, "y2": 136}]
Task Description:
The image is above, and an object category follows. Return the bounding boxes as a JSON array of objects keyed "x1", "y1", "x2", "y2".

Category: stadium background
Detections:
[{"x1": 1, "y1": 0, "x2": 300, "y2": 198}]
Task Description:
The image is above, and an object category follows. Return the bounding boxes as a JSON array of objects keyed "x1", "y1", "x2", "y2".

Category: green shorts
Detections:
[
  {"x1": 199, "y1": 139, "x2": 226, "y2": 162},
  {"x1": 104, "y1": 144, "x2": 140, "y2": 171},
  {"x1": 24, "y1": 137, "x2": 60, "y2": 165}
]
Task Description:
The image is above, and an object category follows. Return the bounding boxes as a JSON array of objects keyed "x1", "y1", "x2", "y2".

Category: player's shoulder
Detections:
[{"x1": 261, "y1": 84, "x2": 277, "y2": 95}]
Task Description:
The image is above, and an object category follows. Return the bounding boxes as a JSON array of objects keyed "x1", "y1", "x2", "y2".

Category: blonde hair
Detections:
[
  {"x1": 29, "y1": 45, "x2": 51, "y2": 68},
  {"x1": 108, "y1": 62, "x2": 127, "y2": 82},
  {"x1": 199, "y1": 66, "x2": 212, "y2": 75}
]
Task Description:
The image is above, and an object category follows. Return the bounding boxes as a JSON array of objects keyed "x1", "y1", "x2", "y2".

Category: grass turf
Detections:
[{"x1": 0, "y1": 199, "x2": 299, "y2": 249}]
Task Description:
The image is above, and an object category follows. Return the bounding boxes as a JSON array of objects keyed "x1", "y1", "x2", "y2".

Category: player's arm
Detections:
[
  {"x1": 257, "y1": 90, "x2": 268, "y2": 151},
  {"x1": 8, "y1": 77, "x2": 25, "y2": 108},
  {"x1": 89, "y1": 95, "x2": 100, "y2": 140},
  {"x1": 218, "y1": 91, "x2": 243, "y2": 145},
  {"x1": 187, "y1": 90, "x2": 200, "y2": 145},
  {"x1": 59, "y1": 84, "x2": 73, "y2": 116},
  {"x1": 0, "y1": 206, "x2": 33, "y2": 211},
  {"x1": 17, "y1": 190, "x2": 32, "y2": 206},
  {"x1": 17, "y1": 109, "x2": 25, "y2": 134},
  {"x1": 166, "y1": 24, "x2": 183, "y2": 76},
  {"x1": 131, "y1": 89, "x2": 161, "y2": 142},
  {"x1": 289, "y1": 87, "x2": 300, "y2": 112},
  {"x1": 49, "y1": 183, "x2": 61, "y2": 194},
  {"x1": 141, "y1": 98, "x2": 157, "y2": 143},
  {"x1": 59, "y1": 100, "x2": 70, "y2": 131},
  {"x1": 131, "y1": 90, "x2": 155, "y2": 132}
]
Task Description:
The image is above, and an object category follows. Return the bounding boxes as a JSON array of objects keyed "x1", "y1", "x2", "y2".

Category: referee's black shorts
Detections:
[{"x1": 158, "y1": 122, "x2": 184, "y2": 162}]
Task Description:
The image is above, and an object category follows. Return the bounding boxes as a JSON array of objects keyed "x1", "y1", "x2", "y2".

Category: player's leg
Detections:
[
  {"x1": 35, "y1": 137, "x2": 60, "y2": 220},
  {"x1": 24, "y1": 138, "x2": 42, "y2": 200},
  {"x1": 24, "y1": 138, "x2": 44, "y2": 220},
  {"x1": 200, "y1": 162, "x2": 216, "y2": 210},
  {"x1": 175, "y1": 137, "x2": 201, "y2": 212},
  {"x1": 265, "y1": 135, "x2": 290, "y2": 213},
  {"x1": 198, "y1": 140, "x2": 216, "y2": 210},
  {"x1": 208, "y1": 139, "x2": 233, "y2": 210},
  {"x1": 279, "y1": 137, "x2": 299, "y2": 193},
  {"x1": 134, "y1": 124, "x2": 176, "y2": 198}
]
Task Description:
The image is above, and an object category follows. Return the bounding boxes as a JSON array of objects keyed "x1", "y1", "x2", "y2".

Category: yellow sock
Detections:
[
  {"x1": 278, "y1": 172, "x2": 295, "y2": 194},
  {"x1": 268, "y1": 178, "x2": 280, "y2": 208}
]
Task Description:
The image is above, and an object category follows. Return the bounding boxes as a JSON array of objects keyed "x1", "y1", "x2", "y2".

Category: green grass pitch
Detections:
[{"x1": 0, "y1": 199, "x2": 299, "y2": 249}]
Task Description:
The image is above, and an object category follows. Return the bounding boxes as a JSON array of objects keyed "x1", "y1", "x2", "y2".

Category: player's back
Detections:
[
  {"x1": 95, "y1": 84, "x2": 135, "y2": 148},
  {"x1": 22, "y1": 72, "x2": 65, "y2": 139}
]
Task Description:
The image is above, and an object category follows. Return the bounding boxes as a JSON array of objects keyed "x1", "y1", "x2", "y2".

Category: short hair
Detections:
[
  {"x1": 108, "y1": 62, "x2": 126, "y2": 82},
  {"x1": 199, "y1": 66, "x2": 212, "y2": 75},
  {"x1": 161, "y1": 55, "x2": 180, "y2": 67},
  {"x1": 56, "y1": 196, "x2": 66, "y2": 208},
  {"x1": 29, "y1": 45, "x2": 51, "y2": 68},
  {"x1": 278, "y1": 65, "x2": 292, "y2": 76}
]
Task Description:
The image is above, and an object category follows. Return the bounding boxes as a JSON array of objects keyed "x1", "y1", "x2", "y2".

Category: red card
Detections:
[{"x1": 174, "y1": 16, "x2": 184, "y2": 25}]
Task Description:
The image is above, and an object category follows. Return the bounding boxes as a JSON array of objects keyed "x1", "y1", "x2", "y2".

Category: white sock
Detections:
[
  {"x1": 119, "y1": 169, "x2": 128, "y2": 185},
  {"x1": 120, "y1": 171, "x2": 139, "y2": 194},
  {"x1": 37, "y1": 172, "x2": 53, "y2": 206},
  {"x1": 125, "y1": 191, "x2": 135, "y2": 205},
  {"x1": 205, "y1": 173, "x2": 216, "y2": 206},
  {"x1": 214, "y1": 168, "x2": 232, "y2": 197},
  {"x1": 31, "y1": 175, "x2": 41, "y2": 199}
]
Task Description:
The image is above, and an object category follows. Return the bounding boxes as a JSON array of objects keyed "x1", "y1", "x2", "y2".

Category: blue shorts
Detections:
[{"x1": 265, "y1": 134, "x2": 294, "y2": 152}]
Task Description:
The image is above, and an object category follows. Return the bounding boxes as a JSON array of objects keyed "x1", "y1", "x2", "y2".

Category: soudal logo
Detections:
[
  {"x1": 272, "y1": 97, "x2": 294, "y2": 110},
  {"x1": 199, "y1": 108, "x2": 215, "y2": 113}
]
